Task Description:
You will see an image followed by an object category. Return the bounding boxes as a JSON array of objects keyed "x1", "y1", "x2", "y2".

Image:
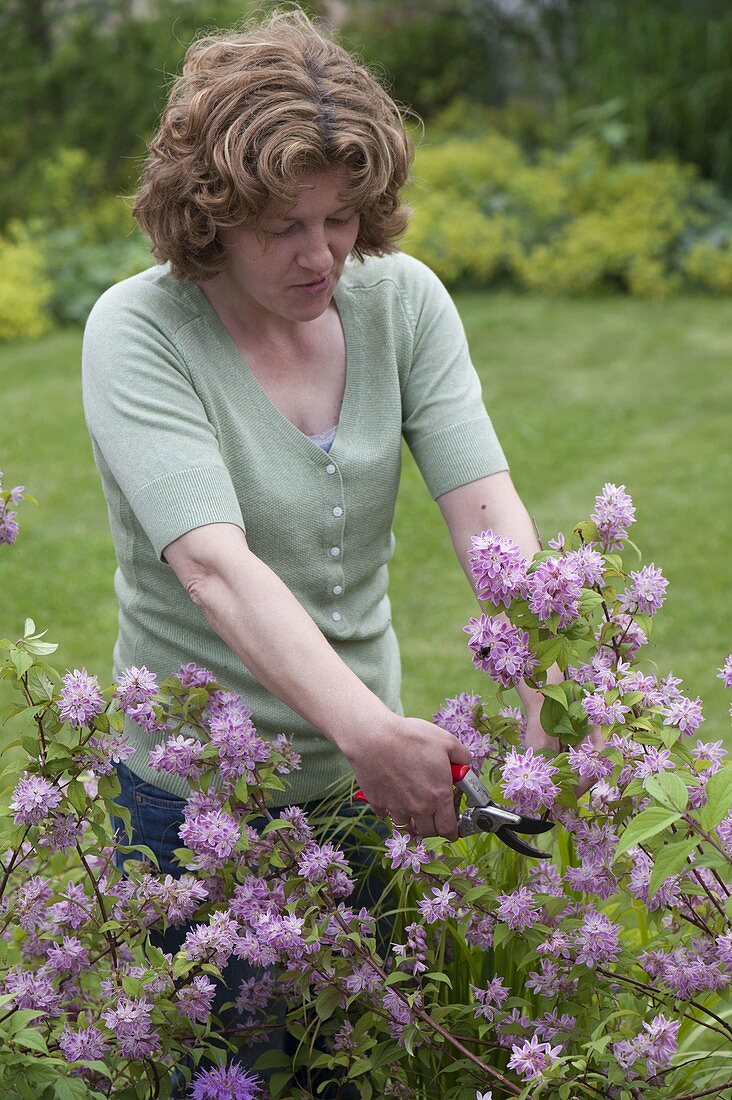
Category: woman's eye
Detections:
[{"x1": 266, "y1": 215, "x2": 355, "y2": 238}]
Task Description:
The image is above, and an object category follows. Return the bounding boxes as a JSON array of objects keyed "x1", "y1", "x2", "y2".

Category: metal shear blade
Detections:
[
  {"x1": 453, "y1": 765, "x2": 554, "y2": 859},
  {"x1": 479, "y1": 807, "x2": 553, "y2": 859}
]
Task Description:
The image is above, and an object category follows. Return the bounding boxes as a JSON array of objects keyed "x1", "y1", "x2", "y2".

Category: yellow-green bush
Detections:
[
  {"x1": 403, "y1": 192, "x2": 521, "y2": 285},
  {"x1": 0, "y1": 225, "x2": 52, "y2": 341},
  {"x1": 410, "y1": 134, "x2": 525, "y2": 201},
  {"x1": 405, "y1": 130, "x2": 732, "y2": 296},
  {"x1": 681, "y1": 239, "x2": 732, "y2": 292}
]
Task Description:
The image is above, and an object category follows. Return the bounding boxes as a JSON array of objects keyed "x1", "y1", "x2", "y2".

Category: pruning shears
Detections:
[{"x1": 355, "y1": 763, "x2": 554, "y2": 859}]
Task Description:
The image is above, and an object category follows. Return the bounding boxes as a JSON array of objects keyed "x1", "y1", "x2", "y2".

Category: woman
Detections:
[{"x1": 82, "y1": 4, "x2": 560, "y2": 1076}]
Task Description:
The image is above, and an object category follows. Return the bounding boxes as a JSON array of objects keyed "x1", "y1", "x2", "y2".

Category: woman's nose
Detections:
[{"x1": 297, "y1": 226, "x2": 333, "y2": 273}]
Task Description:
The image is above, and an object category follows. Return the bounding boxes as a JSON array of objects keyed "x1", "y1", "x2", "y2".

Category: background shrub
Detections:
[
  {"x1": 403, "y1": 131, "x2": 732, "y2": 296},
  {"x1": 0, "y1": 226, "x2": 52, "y2": 341}
]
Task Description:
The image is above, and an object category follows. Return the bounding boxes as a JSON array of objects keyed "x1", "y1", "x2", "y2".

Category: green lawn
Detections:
[{"x1": 2, "y1": 292, "x2": 731, "y2": 745}]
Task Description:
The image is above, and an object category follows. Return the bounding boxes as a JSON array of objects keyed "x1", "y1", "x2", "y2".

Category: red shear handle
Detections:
[{"x1": 354, "y1": 763, "x2": 470, "y2": 803}]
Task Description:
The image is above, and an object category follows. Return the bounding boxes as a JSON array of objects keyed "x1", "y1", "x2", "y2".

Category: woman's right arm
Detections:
[{"x1": 163, "y1": 521, "x2": 470, "y2": 839}]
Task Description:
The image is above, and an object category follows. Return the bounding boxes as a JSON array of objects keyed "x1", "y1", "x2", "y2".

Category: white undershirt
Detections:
[{"x1": 305, "y1": 424, "x2": 338, "y2": 452}]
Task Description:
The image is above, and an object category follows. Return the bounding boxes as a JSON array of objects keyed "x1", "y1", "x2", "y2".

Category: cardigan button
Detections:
[
  {"x1": 332, "y1": 611, "x2": 342, "y2": 622},
  {"x1": 329, "y1": 546, "x2": 341, "y2": 557},
  {"x1": 325, "y1": 463, "x2": 336, "y2": 474},
  {"x1": 332, "y1": 506, "x2": 343, "y2": 517},
  {"x1": 332, "y1": 584, "x2": 343, "y2": 595}
]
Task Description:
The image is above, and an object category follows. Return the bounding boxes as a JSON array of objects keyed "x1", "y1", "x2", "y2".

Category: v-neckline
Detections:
[{"x1": 190, "y1": 279, "x2": 354, "y2": 460}]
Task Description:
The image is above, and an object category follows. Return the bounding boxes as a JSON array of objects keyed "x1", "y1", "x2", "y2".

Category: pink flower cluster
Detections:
[
  {"x1": 500, "y1": 746, "x2": 560, "y2": 814},
  {"x1": 590, "y1": 482, "x2": 636, "y2": 551},
  {"x1": 0, "y1": 470, "x2": 24, "y2": 545},
  {"x1": 468, "y1": 529, "x2": 529, "y2": 607},
  {"x1": 464, "y1": 614, "x2": 538, "y2": 688},
  {"x1": 613, "y1": 1013, "x2": 680, "y2": 1076},
  {"x1": 433, "y1": 692, "x2": 493, "y2": 771}
]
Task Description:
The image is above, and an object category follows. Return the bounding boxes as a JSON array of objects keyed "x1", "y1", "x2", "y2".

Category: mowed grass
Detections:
[{"x1": 2, "y1": 292, "x2": 731, "y2": 749}]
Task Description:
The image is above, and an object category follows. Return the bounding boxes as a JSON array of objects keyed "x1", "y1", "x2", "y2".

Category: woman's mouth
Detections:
[{"x1": 296, "y1": 275, "x2": 330, "y2": 294}]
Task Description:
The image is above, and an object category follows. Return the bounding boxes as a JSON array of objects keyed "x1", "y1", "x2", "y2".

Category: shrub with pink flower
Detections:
[{"x1": 0, "y1": 482, "x2": 730, "y2": 1099}]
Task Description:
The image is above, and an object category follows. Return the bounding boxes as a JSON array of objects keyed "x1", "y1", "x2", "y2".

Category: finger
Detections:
[
  {"x1": 412, "y1": 809, "x2": 439, "y2": 839},
  {"x1": 371, "y1": 804, "x2": 389, "y2": 819},
  {"x1": 434, "y1": 802, "x2": 460, "y2": 843},
  {"x1": 446, "y1": 736, "x2": 472, "y2": 766}
]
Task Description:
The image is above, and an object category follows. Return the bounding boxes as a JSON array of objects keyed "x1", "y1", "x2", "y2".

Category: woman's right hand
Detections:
[{"x1": 343, "y1": 714, "x2": 471, "y2": 841}]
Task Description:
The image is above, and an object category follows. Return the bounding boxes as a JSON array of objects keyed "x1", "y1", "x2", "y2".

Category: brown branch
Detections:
[
  {"x1": 0, "y1": 826, "x2": 31, "y2": 902},
  {"x1": 672, "y1": 1081, "x2": 732, "y2": 1100},
  {"x1": 668, "y1": 822, "x2": 730, "y2": 927},
  {"x1": 76, "y1": 843, "x2": 118, "y2": 970},
  {"x1": 683, "y1": 814, "x2": 732, "y2": 867}
]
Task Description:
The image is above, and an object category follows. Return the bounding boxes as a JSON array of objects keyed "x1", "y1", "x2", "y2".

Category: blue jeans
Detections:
[{"x1": 110, "y1": 763, "x2": 390, "y2": 1092}]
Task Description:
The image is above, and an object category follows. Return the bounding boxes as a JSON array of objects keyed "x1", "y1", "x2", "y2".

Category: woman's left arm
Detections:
[{"x1": 436, "y1": 469, "x2": 563, "y2": 752}]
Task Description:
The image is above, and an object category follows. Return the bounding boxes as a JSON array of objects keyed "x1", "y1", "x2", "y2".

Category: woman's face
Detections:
[{"x1": 214, "y1": 167, "x2": 360, "y2": 326}]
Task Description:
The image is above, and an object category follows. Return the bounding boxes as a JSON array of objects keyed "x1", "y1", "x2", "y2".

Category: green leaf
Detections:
[
  {"x1": 261, "y1": 773, "x2": 286, "y2": 792},
  {"x1": 261, "y1": 818, "x2": 294, "y2": 835},
  {"x1": 96, "y1": 774, "x2": 120, "y2": 799},
  {"x1": 20, "y1": 733, "x2": 38, "y2": 755},
  {"x1": 424, "y1": 971, "x2": 452, "y2": 987},
  {"x1": 23, "y1": 619, "x2": 36, "y2": 638},
  {"x1": 401, "y1": 1025, "x2": 420, "y2": 1057},
  {"x1": 644, "y1": 771, "x2": 689, "y2": 812},
  {"x1": 24, "y1": 640, "x2": 58, "y2": 656},
  {"x1": 346, "y1": 1058, "x2": 372, "y2": 1079},
  {"x1": 539, "y1": 696, "x2": 565, "y2": 738},
  {"x1": 358, "y1": 1078, "x2": 373, "y2": 1100},
  {"x1": 268, "y1": 1071, "x2": 294, "y2": 1100},
  {"x1": 615, "y1": 806, "x2": 682, "y2": 858},
  {"x1": 65, "y1": 780, "x2": 88, "y2": 815},
  {"x1": 0, "y1": 702, "x2": 27, "y2": 723},
  {"x1": 648, "y1": 835, "x2": 696, "y2": 898},
  {"x1": 121, "y1": 975, "x2": 142, "y2": 997},
  {"x1": 536, "y1": 638, "x2": 563, "y2": 667},
  {"x1": 76, "y1": 1060, "x2": 111, "y2": 1080},
  {"x1": 578, "y1": 590, "x2": 605, "y2": 613},
  {"x1": 253, "y1": 1049, "x2": 292, "y2": 1072},
  {"x1": 699, "y1": 765, "x2": 732, "y2": 831},
  {"x1": 97, "y1": 920, "x2": 122, "y2": 933},
  {"x1": 461, "y1": 884, "x2": 490, "y2": 904},
  {"x1": 54, "y1": 1079, "x2": 90, "y2": 1100},
  {"x1": 315, "y1": 985, "x2": 342, "y2": 1021},
  {"x1": 8, "y1": 1009, "x2": 45, "y2": 1033},
  {"x1": 117, "y1": 842, "x2": 160, "y2": 867},
  {"x1": 493, "y1": 921, "x2": 511, "y2": 949},
  {"x1": 383, "y1": 971, "x2": 413, "y2": 987},
  {"x1": 12, "y1": 1028, "x2": 48, "y2": 1053},
  {"x1": 9, "y1": 647, "x2": 33, "y2": 678},
  {"x1": 539, "y1": 683, "x2": 568, "y2": 709}
]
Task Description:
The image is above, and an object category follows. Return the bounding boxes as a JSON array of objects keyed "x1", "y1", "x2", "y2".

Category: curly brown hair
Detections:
[{"x1": 133, "y1": 7, "x2": 415, "y2": 281}]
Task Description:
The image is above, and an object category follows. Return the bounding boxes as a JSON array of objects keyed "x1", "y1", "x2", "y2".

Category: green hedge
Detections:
[{"x1": 404, "y1": 130, "x2": 732, "y2": 297}]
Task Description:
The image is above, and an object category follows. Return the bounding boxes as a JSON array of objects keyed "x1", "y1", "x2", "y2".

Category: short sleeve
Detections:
[
  {"x1": 81, "y1": 285, "x2": 245, "y2": 561},
  {"x1": 399, "y1": 258, "x2": 509, "y2": 499}
]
